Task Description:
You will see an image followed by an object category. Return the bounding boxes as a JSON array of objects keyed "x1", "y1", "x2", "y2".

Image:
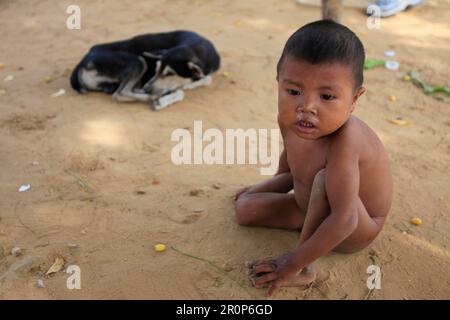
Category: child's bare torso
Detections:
[{"x1": 282, "y1": 115, "x2": 393, "y2": 219}]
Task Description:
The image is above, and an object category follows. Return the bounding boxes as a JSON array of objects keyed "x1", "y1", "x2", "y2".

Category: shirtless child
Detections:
[{"x1": 234, "y1": 20, "x2": 393, "y2": 297}]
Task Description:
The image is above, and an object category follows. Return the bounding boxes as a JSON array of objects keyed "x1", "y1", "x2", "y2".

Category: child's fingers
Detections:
[
  {"x1": 267, "y1": 281, "x2": 281, "y2": 297},
  {"x1": 246, "y1": 260, "x2": 260, "y2": 268},
  {"x1": 254, "y1": 272, "x2": 278, "y2": 287},
  {"x1": 251, "y1": 263, "x2": 276, "y2": 275},
  {"x1": 246, "y1": 259, "x2": 275, "y2": 269}
]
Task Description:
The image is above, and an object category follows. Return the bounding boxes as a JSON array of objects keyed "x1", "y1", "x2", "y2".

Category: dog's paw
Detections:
[{"x1": 151, "y1": 90, "x2": 185, "y2": 111}]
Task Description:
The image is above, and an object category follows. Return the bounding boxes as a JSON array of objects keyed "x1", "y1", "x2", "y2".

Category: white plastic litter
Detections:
[
  {"x1": 18, "y1": 184, "x2": 31, "y2": 192},
  {"x1": 36, "y1": 279, "x2": 45, "y2": 288},
  {"x1": 152, "y1": 90, "x2": 185, "y2": 111},
  {"x1": 384, "y1": 50, "x2": 396, "y2": 57},
  {"x1": 385, "y1": 61, "x2": 400, "y2": 71},
  {"x1": 51, "y1": 88, "x2": 66, "y2": 97}
]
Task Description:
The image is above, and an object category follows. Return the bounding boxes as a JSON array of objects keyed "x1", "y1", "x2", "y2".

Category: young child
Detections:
[{"x1": 234, "y1": 20, "x2": 393, "y2": 297}]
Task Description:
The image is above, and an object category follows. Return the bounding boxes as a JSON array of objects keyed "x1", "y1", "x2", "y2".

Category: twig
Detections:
[
  {"x1": 170, "y1": 246, "x2": 259, "y2": 299},
  {"x1": 364, "y1": 288, "x2": 374, "y2": 300},
  {"x1": 64, "y1": 169, "x2": 94, "y2": 192}
]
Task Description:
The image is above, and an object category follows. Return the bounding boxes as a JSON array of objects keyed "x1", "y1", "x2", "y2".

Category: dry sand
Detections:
[{"x1": 0, "y1": 0, "x2": 449, "y2": 299}]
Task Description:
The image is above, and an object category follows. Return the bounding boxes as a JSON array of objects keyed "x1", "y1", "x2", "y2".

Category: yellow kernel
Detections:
[
  {"x1": 154, "y1": 244, "x2": 166, "y2": 252},
  {"x1": 410, "y1": 217, "x2": 422, "y2": 226},
  {"x1": 388, "y1": 118, "x2": 409, "y2": 126},
  {"x1": 223, "y1": 71, "x2": 230, "y2": 78},
  {"x1": 403, "y1": 75, "x2": 411, "y2": 81},
  {"x1": 388, "y1": 95, "x2": 397, "y2": 102}
]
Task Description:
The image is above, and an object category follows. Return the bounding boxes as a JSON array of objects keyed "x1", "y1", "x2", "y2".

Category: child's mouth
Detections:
[{"x1": 296, "y1": 120, "x2": 316, "y2": 133}]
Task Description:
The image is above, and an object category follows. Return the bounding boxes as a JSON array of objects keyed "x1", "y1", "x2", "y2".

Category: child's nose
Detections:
[{"x1": 296, "y1": 96, "x2": 317, "y2": 115}]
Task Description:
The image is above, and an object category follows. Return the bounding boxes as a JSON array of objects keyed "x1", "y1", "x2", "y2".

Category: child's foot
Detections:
[
  {"x1": 282, "y1": 266, "x2": 316, "y2": 287},
  {"x1": 371, "y1": 0, "x2": 422, "y2": 18}
]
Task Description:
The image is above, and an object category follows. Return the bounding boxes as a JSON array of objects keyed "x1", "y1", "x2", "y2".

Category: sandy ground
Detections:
[{"x1": 0, "y1": 0, "x2": 449, "y2": 300}]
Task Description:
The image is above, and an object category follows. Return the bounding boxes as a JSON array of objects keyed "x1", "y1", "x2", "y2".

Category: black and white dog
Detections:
[{"x1": 70, "y1": 30, "x2": 220, "y2": 109}]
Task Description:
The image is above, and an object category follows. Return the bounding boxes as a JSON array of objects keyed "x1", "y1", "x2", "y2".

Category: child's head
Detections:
[{"x1": 277, "y1": 20, "x2": 366, "y2": 139}]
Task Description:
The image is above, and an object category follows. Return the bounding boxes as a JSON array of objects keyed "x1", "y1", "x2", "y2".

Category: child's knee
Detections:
[
  {"x1": 312, "y1": 168, "x2": 327, "y2": 195},
  {"x1": 235, "y1": 196, "x2": 256, "y2": 226}
]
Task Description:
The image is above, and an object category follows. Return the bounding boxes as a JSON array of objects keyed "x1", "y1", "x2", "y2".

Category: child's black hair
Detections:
[{"x1": 277, "y1": 20, "x2": 365, "y2": 89}]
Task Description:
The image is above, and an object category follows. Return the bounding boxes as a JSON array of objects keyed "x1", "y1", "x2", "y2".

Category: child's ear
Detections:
[{"x1": 350, "y1": 86, "x2": 366, "y2": 112}]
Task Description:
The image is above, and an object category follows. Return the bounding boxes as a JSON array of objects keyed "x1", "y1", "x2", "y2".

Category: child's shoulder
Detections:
[{"x1": 327, "y1": 115, "x2": 380, "y2": 152}]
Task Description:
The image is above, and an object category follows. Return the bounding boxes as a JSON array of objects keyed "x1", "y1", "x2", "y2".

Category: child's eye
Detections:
[
  {"x1": 321, "y1": 94, "x2": 335, "y2": 101},
  {"x1": 287, "y1": 89, "x2": 301, "y2": 96}
]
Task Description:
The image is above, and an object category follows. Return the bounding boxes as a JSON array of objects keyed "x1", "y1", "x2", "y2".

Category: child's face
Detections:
[{"x1": 277, "y1": 57, "x2": 365, "y2": 140}]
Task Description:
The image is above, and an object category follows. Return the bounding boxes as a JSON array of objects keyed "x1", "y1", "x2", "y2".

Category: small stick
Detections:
[
  {"x1": 170, "y1": 246, "x2": 259, "y2": 299},
  {"x1": 64, "y1": 169, "x2": 94, "y2": 192}
]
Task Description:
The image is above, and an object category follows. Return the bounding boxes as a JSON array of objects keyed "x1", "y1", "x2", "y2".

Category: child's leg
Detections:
[
  {"x1": 249, "y1": 168, "x2": 386, "y2": 288},
  {"x1": 235, "y1": 172, "x2": 306, "y2": 230}
]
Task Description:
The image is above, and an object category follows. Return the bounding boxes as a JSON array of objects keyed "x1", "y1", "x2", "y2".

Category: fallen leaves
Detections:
[{"x1": 46, "y1": 257, "x2": 65, "y2": 275}]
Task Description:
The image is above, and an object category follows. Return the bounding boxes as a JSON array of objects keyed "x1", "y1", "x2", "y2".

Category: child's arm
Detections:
[{"x1": 290, "y1": 141, "x2": 360, "y2": 266}]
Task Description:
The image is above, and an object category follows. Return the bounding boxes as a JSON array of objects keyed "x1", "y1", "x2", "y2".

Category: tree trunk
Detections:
[{"x1": 322, "y1": 0, "x2": 342, "y2": 23}]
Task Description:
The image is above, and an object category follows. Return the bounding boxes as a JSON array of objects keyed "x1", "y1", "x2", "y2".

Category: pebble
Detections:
[
  {"x1": 189, "y1": 189, "x2": 204, "y2": 196},
  {"x1": 212, "y1": 183, "x2": 221, "y2": 190},
  {"x1": 3, "y1": 74, "x2": 14, "y2": 82},
  {"x1": 36, "y1": 279, "x2": 45, "y2": 288},
  {"x1": 67, "y1": 243, "x2": 79, "y2": 249},
  {"x1": 0, "y1": 89, "x2": 6, "y2": 96},
  {"x1": 222, "y1": 263, "x2": 234, "y2": 272},
  {"x1": 11, "y1": 247, "x2": 22, "y2": 257}
]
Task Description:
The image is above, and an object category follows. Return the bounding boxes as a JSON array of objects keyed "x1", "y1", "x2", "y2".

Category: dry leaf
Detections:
[
  {"x1": 51, "y1": 88, "x2": 66, "y2": 97},
  {"x1": 46, "y1": 257, "x2": 65, "y2": 275}
]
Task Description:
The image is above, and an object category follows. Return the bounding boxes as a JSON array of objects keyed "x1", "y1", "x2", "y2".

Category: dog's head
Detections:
[{"x1": 143, "y1": 46, "x2": 206, "y2": 82}]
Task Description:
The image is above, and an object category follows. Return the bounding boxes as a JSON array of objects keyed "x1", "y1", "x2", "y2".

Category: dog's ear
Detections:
[{"x1": 187, "y1": 61, "x2": 205, "y2": 79}]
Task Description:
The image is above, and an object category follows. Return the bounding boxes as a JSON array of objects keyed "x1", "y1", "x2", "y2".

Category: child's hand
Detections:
[
  {"x1": 234, "y1": 186, "x2": 252, "y2": 201},
  {"x1": 247, "y1": 251, "x2": 301, "y2": 297}
]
